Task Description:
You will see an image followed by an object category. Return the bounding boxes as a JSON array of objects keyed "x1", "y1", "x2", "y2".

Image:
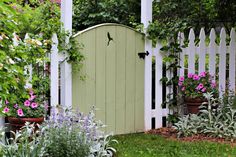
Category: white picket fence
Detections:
[{"x1": 145, "y1": 27, "x2": 236, "y2": 130}]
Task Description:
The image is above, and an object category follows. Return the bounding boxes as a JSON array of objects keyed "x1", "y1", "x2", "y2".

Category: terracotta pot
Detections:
[
  {"x1": 184, "y1": 97, "x2": 207, "y2": 114},
  {"x1": 8, "y1": 117, "x2": 44, "y2": 132}
]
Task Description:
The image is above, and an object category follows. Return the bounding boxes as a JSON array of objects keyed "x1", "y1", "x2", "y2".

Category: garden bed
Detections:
[{"x1": 147, "y1": 127, "x2": 236, "y2": 146}]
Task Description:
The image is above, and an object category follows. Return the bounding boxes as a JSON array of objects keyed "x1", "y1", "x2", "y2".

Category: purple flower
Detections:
[
  {"x1": 178, "y1": 81, "x2": 183, "y2": 86},
  {"x1": 193, "y1": 74, "x2": 200, "y2": 80},
  {"x1": 31, "y1": 102, "x2": 38, "y2": 109},
  {"x1": 29, "y1": 95, "x2": 36, "y2": 101},
  {"x1": 2, "y1": 107, "x2": 9, "y2": 113},
  {"x1": 14, "y1": 104, "x2": 18, "y2": 108},
  {"x1": 181, "y1": 87, "x2": 185, "y2": 91},
  {"x1": 179, "y1": 76, "x2": 184, "y2": 82},
  {"x1": 199, "y1": 72, "x2": 206, "y2": 77},
  {"x1": 5, "y1": 100, "x2": 9, "y2": 105},
  {"x1": 29, "y1": 90, "x2": 34, "y2": 96},
  {"x1": 17, "y1": 108, "x2": 24, "y2": 117},
  {"x1": 24, "y1": 100, "x2": 30, "y2": 107},
  {"x1": 196, "y1": 83, "x2": 204, "y2": 90},
  {"x1": 188, "y1": 73, "x2": 193, "y2": 78},
  {"x1": 211, "y1": 80, "x2": 217, "y2": 88}
]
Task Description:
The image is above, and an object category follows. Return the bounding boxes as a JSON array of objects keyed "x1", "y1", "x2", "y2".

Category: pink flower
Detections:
[
  {"x1": 29, "y1": 90, "x2": 34, "y2": 96},
  {"x1": 181, "y1": 87, "x2": 185, "y2": 91},
  {"x1": 17, "y1": 109, "x2": 24, "y2": 117},
  {"x1": 188, "y1": 73, "x2": 193, "y2": 78},
  {"x1": 31, "y1": 102, "x2": 38, "y2": 109},
  {"x1": 199, "y1": 72, "x2": 206, "y2": 77},
  {"x1": 211, "y1": 80, "x2": 216, "y2": 88},
  {"x1": 14, "y1": 104, "x2": 18, "y2": 108},
  {"x1": 196, "y1": 83, "x2": 204, "y2": 90},
  {"x1": 5, "y1": 100, "x2": 9, "y2": 105},
  {"x1": 44, "y1": 103, "x2": 49, "y2": 111},
  {"x1": 193, "y1": 74, "x2": 200, "y2": 80},
  {"x1": 201, "y1": 87, "x2": 206, "y2": 92},
  {"x1": 179, "y1": 76, "x2": 184, "y2": 82},
  {"x1": 2, "y1": 107, "x2": 9, "y2": 113},
  {"x1": 24, "y1": 100, "x2": 30, "y2": 107},
  {"x1": 178, "y1": 81, "x2": 183, "y2": 86},
  {"x1": 29, "y1": 95, "x2": 36, "y2": 101}
]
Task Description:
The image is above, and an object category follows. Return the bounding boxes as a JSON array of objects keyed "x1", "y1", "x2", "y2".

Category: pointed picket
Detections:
[
  {"x1": 229, "y1": 28, "x2": 236, "y2": 93},
  {"x1": 218, "y1": 28, "x2": 227, "y2": 96},
  {"x1": 178, "y1": 32, "x2": 185, "y2": 77},
  {"x1": 208, "y1": 29, "x2": 217, "y2": 77},
  {"x1": 188, "y1": 29, "x2": 196, "y2": 74},
  {"x1": 198, "y1": 28, "x2": 206, "y2": 73}
]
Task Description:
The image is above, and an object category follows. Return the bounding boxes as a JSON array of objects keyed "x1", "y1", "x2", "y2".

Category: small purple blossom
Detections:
[
  {"x1": 199, "y1": 72, "x2": 206, "y2": 77},
  {"x1": 14, "y1": 104, "x2": 18, "y2": 108},
  {"x1": 31, "y1": 102, "x2": 38, "y2": 109},
  {"x1": 24, "y1": 100, "x2": 30, "y2": 107},
  {"x1": 2, "y1": 107, "x2": 9, "y2": 113},
  {"x1": 201, "y1": 87, "x2": 206, "y2": 92},
  {"x1": 29, "y1": 95, "x2": 36, "y2": 101},
  {"x1": 5, "y1": 100, "x2": 9, "y2": 105},
  {"x1": 211, "y1": 80, "x2": 217, "y2": 88},
  {"x1": 17, "y1": 108, "x2": 24, "y2": 117},
  {"x1": 178, "y1": 81, "x2": 183, "y2": 86},
  {"x1": 181, "y1": 87, "x2": 185, "y2": 91},
  {"x1": 193, "y1": 74, "x2": 200, "y2": 80},
  {"x1": 188, "y1": 73, "x2": 193, "y2": 78}
]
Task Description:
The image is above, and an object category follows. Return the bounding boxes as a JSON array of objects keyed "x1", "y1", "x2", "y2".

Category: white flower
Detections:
[{"x1": 9, "y1": 58, "x2": 15, "y2": 64}]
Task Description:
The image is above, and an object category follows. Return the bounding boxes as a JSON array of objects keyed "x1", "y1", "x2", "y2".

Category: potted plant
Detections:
[
  {"x1": 178, "y1": 72, "x2": 218, "y2": 114},
  {"x1": 1, "y1": 89, "x2": 47, "y2": 131}
]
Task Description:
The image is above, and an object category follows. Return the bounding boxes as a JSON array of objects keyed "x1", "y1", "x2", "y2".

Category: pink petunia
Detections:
[
  {"x1": 178, "y1": 81, "x2": 183, "y2": 86},
  {"x1": 193, "y1": 74, "x2": 200, "y2": 80},
  {"x1": 181, "y1": 87, "x2": 185, "y2": 91},
  {"x1": 29, "y1": 95, "x2": 36, "y2": 101},
  {"x1": 2, "y1": 107, "x2": 9, "y2": 113},
  {"x1": 179, "y1": 76, "x2": 184, "y2": 82},
  {"x1": 17, "y1": 109, "x2": 24, "y2": 117},
  {"x1": 29, "y1": 90, "x2": 34, "y2": 96},
  {"x1": 196, "y1": 83, "x2": 204, "y2": 90},
  {"x1": 31, "y1": 102, "x2": 38, "y2": 109},
  {"x1": 199, "y1": 72, "x2": 206, "y2": 77},
  {"x1": 188, "y1": 73, "x2": 193, "y2": 78},
  {"x1": 201, "y1": 87, "x2": 207, "y2": 92},
  {"x1": 24, "y1": 100, "x2": 30, "y2": 107},
  {"x1": 14, "y1": 104, "x2": 18, "y2": 108}
]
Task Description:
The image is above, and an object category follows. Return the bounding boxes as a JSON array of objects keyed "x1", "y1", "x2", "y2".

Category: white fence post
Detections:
[
  {"x1": 198, "y1": 28, "x2": 206, "y2": 73},
  {"x1": 60, "y1": 0, "x2": 72, "y2": 108},
  {"x1": 142, "y1": 0, "x2": 153, "y2": 131},
  {"x1": 50, "y1": 34, "x2": 59, "y2": 107},
  {"x1": 229, "y1": 28, "x2": 236, "y2": 93},
  {"x1": 209, "y1": 29, "x2": 216, "y2": 78},
  {"x1": 219, "y1": 28, "x2": 227, "y2": 96},
  {"x1": 188, "y1": 29, "x2": 196, "y2": 74}
]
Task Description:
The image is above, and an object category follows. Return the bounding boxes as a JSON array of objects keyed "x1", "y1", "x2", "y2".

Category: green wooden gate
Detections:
[{"x1": 72, "y1": 23, "x2": 145, "y2": 134}]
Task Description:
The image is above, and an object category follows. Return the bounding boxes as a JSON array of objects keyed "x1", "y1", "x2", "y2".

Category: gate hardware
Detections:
[{"x1": 138, "y1": 51, "x2": 149, "y2": 59}]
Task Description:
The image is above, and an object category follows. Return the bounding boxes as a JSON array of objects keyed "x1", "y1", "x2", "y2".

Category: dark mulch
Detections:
[{"x1": 146, "y1": 127, "x2": 236, "y2": 146}]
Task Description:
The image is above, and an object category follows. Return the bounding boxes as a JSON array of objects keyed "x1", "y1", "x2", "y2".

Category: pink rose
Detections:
[{"x1": 17, "y1": 108, "x2": 24, "y2": 117}]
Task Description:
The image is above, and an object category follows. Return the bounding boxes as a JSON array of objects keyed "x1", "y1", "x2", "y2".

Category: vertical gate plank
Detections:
[
  {"x1": 125, "y1": 29, "x2": 136, "y2": 133},
  {"x1": 198, "y1": 28, "x2": 206, "y2": 73},
  {"x1": 188, "y1": 29, "x2": 196, "y2": 74},
  {"x1": 105, "y1": 26, "x2": 116, "y2": 133},
  {"x1": 115, "y1": 26, "x2": 126, "y2": 134},
  {"x1": 209, "y1": 29, "x2": 216, "y2": 77},
  {"x1": 135, "y1": 32, "x2": 145, "y2": 131}
]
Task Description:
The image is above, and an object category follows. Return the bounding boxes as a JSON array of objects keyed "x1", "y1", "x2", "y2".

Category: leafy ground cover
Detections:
[{"x1": 112, "y1": 133, "x2": 236, "y2": 157}]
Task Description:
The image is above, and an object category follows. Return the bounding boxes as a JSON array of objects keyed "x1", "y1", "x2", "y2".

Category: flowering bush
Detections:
[
  {"x1": 0, "y1": 89, "x2": 46, "y2": 118},
  {"x1": 178, "y1": 72, "x2": 218, "y2": 98}
]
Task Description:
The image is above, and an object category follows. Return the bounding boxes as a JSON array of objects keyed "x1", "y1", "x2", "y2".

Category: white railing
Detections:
[{"x1": 145, "y1": 27, "x2": 236, "y2": 130}]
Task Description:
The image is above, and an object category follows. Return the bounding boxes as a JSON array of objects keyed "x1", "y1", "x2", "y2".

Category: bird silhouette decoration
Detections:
[{"x1": 107, "y1": 32, "x2": 113, "y2": 46}]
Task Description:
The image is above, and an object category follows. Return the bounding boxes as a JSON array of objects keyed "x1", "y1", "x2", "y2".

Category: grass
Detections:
[{"x1": 112, "y1": 133, "x2": 236, "y2": 157}]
